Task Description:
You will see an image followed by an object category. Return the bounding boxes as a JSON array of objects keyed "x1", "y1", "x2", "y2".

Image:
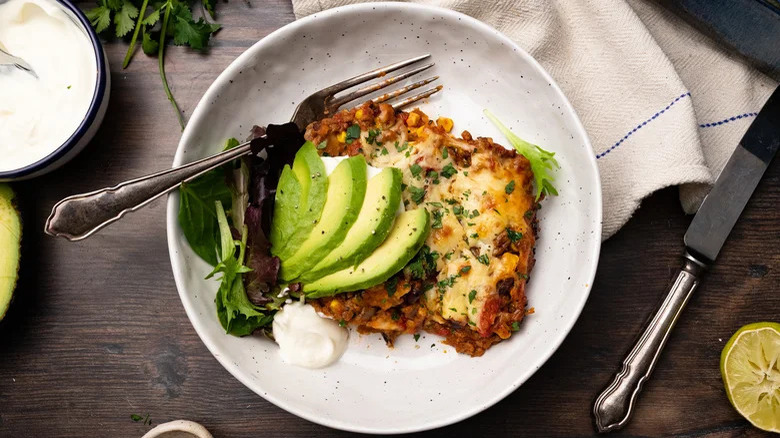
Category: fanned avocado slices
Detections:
[
  {"x1": 279, "y1": 155, "x2": 368, "y2": 282},
  {"x1": 303, "y1": 208, "x2": 430, "y2": 298},
  {"x1": 270, "y1": 142, "x2": 328, "y2": 259},
  {"x1": 0, "y1": 184, "x2": 21, "y2": 321},
  {"x1": 298, "y1": 167, "x2": 402, "y2": 283}
]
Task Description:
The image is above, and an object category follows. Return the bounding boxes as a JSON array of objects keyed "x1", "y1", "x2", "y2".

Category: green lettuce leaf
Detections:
[
  {"x1": 208, "y1": 202, "x2": 272, "y2": 336},
  {"x1": 178, "y1": 168, "x2": 232, "y2": 266},
  {"x1": 484, "y1": 110, "x2": 560, "y2": 200}
]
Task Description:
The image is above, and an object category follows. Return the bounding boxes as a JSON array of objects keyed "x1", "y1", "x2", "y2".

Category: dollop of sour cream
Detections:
[
  {"x1": 0, "y1": 0, "x2": 97, "y2": 172},
  {"x1": 272, "y1": 301, "x2": 348, "y2": 368},
  {"x1": 272, "y1": 157, "x2": 404, "y2": 368}
]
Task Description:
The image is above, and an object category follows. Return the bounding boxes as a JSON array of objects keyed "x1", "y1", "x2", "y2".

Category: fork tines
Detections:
[{"x1": 324, "y1": 54, "x2": 441, "y2": 113}]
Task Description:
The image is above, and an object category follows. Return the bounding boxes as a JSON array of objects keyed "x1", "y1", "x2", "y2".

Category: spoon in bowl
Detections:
[{"x1": 0, "y1": 45, "x2": 38, "y2": 78}]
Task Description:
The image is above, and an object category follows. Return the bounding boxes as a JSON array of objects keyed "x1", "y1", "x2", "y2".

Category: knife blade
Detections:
[
  {"x1": 685, "y1": 87, "x2": 780, "y2": 263},
  {"x1": 593, "y1": 84, "x2": 780, "y2": 433}
]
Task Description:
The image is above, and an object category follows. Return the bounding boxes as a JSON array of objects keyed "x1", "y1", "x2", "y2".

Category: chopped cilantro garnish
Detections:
[
  {"x1": 511, "y1": 322, "x2": 520, "y2": 331},
  {"x1": 345, "y1": 124, "x2": 360, "y2": 144},
  {"x1": 396, "y1": 141, "x2": 409, "y2": 152},
  {"x1": 316, "y1": 140, "x2": 328, "y2": 150},
  {"x1": 444, "y1": 251, "x2": 454, "y2": 260},
  {"x1": 453, "y1": 205, "x2": 464, "y2": 217},
  {"x1": 366, "y1": 129, "x2": 381, "y2": 145},
  {"x1": 339, "y1": 319, "x2": 347, "y2": 327},
  {"x1": 407, "y1": 245, "x2": 437, "y2": 279},
  {"x1": 440, "y1": 163, "x2": 457, "y2": 178},
  {"x1": 461, "y1": 265, "x2": 472, "y2": 274},
  {"x1": 449, "y1": 307, "x2": 458, "y2": 312},
  {"x1": 468, "y1": 289, "x2": 477, "y2": 303},
  {"x1": 470, "y1": 209, "x2": 480, "y2": 218},
  {"x1": 445, "y1": 198, "x2": 458, "y2": 205},
  {"x1": 442, "y1": 147, "x2": 449, "y2": 159},
  {"x1": 407, "y1": 259, "x2": 425, "y2": 279},
  {"x1": 408, "y1": 186, "x2": 425, "y2": 204},
  {"x1": 506, "y1": 228, "x2": 523, "y2": 242},
  {"x1": 505, "y1": 180, "x2": 516, "y2": 194},
  {"x1": 477, "y1": 254, "x2": 490, "y2": 265},
  {"x1": 437, "y1": 275, "x2": 458, "y2": 292},
  {"x1": 431, "y1": 210, "x2": 444, "y2": 229},
  {"x1": 385, "y1": 276, "x2": 399, "y2": 296},
  {"x1": 472, "y1": 307, "x2": 477, "y2": 315},
  {"x1": 428, "y1": 201, "x2": 444, "y2": 208},
  {"x1": 470, "y1": 232, "x2": 479, "y2": 239},
  {"x1": 414, "y1": 334, "x2": 420, "y2": 342},
  {"x1": 381, "y1": 146, "x2": 389, "y2": 155},
  {"x1": 410, "y1": 163, "x2": 423, "y2": 178},
  {"x1": 131, "y1": 414, "x2": 152, "y2": 426},
  {"x1": 391, "y1": 311, "x2": 400, "y2": 321}
]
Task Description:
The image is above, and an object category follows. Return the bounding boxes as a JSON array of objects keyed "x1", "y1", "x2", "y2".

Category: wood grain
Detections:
[{"x1": 0, "y1": 1, "x2": 777, "y2": 437}]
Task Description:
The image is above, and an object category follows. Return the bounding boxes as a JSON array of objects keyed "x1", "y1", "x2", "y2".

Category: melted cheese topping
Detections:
[{"x1": 356, "y1": 117, "x2": 534, "y2": 332}]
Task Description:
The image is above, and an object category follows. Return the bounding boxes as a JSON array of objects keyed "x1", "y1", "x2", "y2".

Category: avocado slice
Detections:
[
  {"x1": 0, "y1": 184, "x2": 21, "y2": 321},
  {"x1": 299, "y1": 167, "x2": 402, "y2": 283},
  {"x1": 303, "y1": 208, "x2": 430, "y2": 298},
  {"x1": 270, "y1": 142, "x2": 328, "y2": 259},
  {"x1": 279, "y1": 155, "x2": 368, "y2": 282},
  {"x1": 269, "y1": 164, "x2": 301, "y2": 252}
]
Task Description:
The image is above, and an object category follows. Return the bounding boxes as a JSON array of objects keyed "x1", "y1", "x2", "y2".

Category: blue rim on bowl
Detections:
[{"x1": 0, "y1": 0, "x2": 108, "y2": 180}]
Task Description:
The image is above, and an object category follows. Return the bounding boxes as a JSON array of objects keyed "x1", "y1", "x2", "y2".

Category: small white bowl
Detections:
[
  {"x1": 141, "y1": 420, "x2": 213, "y2": 438},
  {"x1": 0, "y1": 0, "x2": 110, "y2": 181}
]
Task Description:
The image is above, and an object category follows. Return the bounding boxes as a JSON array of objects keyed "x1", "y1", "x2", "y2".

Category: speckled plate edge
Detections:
[{"x1": 166, "y1": 2, "x2": 602, "y2": 433}]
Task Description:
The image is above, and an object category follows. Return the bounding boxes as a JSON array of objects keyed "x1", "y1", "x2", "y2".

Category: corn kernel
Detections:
[
  {"x1": 355, "y1": 109, "x2": 364, "y2": 119},
  {"x1": 406, "y1": 112, "x2": 421, "y2": 127},
  {"x1": 437, "y1": 117, "x2": 454, "y2": 133},
  {"x1": 337, "y1": 131, "x2": 346, "y2": 143},
  {"x1": 415, "y1": 126, "x2": 426, "y2": 138}
]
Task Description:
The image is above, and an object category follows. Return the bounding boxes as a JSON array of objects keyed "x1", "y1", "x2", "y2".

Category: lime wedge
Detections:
[{"x1": 720, "y1": 322, "x2": 780, "y2": 432}]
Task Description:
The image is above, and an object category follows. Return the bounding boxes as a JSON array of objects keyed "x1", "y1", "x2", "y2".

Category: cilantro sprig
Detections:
[
  {"x1": 484, "y1": 110, "x2": 559, "y2": 200},
  {"x1": 86, "y1": 0, "x2": 221, "y2": 129}
]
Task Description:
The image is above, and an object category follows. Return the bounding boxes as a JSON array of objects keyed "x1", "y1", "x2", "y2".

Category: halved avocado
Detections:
[
  {"x1": 279, "y1": 155, "x2": 368, "y2": 282},
  {"x1": 270, "y1": 142, "x2": 328, "y2": 259},
  {"x1": 303, "y1": 208, "x2": 430, "y2": 298},
  {"x1": 299, "y1": 167, "x2": 402, "y2": 283},
  {"x1": 0, "y1": 184, "x2": 21, "y2": 321}
]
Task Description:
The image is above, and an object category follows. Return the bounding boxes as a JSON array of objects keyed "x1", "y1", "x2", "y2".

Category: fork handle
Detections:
[
  {"x1": 592, "y1": 252, "x2": 707, "y2": 433},
  {"x1": 45, "y1": 142, "x2": 252, "y2": 241}
]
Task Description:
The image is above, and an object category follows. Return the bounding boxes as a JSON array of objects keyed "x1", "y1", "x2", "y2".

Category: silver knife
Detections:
[{"x1": 592, "y1": 85, "x2": 780, "y2": 433}]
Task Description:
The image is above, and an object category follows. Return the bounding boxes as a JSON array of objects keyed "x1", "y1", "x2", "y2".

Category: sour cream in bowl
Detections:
[{"x1": 0, "y1": 0, "x2": 109, "y2": 181}]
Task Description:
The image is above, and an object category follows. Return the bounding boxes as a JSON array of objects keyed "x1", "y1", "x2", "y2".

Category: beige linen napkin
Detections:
[{"x1": 292, "y1": 0, "x2": 777, "y2": 239}]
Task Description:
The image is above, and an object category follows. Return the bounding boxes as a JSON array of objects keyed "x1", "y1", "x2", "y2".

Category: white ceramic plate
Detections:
[{"x1": 167, "y1": 3, "x2": 602, "y2": 433}]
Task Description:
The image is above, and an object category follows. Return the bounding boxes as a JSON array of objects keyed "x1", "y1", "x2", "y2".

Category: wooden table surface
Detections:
[{"x1": 1, "y1": 1, "x2": 778, "y2": 437}]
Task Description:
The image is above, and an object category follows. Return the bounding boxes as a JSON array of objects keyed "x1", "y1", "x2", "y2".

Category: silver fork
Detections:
[{"x1": 45, "y1": 54, "x2": 441, "y2": 241}]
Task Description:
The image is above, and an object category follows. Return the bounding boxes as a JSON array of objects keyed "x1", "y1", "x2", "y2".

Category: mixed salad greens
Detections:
[{"x1": 178, "y1": 124, "x2": 301, "y2": 335}]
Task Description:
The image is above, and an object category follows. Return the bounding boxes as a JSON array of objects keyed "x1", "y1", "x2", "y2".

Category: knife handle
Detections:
[{"x1": 593, "y1": 253, "x2": 706, "y2": 433}]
